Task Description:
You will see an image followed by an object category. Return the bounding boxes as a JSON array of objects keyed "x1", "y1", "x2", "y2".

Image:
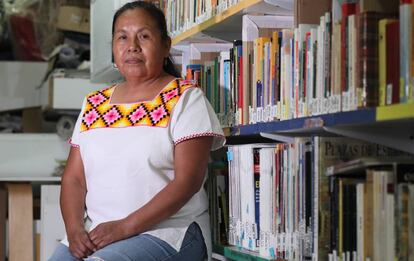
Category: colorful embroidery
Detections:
[{"x1": 80, "y1": 79, "x2": 194, "y2": 132}]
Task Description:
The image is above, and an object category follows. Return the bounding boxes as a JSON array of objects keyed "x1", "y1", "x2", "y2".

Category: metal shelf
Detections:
[
  {"x1": 229, "y1": 106, "x2": 414, "y2": 154},
  {"x1": 231, "y1": 108, "x2": 376, "y2": 136}
]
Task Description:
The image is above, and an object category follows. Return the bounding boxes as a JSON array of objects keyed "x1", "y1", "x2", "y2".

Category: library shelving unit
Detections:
[
  {"x1": 170, "y1": 0, "x2": 414, "y2": 260},
  {"x1": 231, "y1": 103, "x2": 414, "y2": 154},
  {"x1": 214, "y1": 105, "x2": 414, "y2": 260},
  {"x1": 171, "y1": 0, "x2": 293, "y2": 45}
]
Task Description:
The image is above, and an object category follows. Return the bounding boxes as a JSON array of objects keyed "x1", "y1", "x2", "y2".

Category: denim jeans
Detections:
[{"x1": 48, "y1": 222, "x2": 206, "y2": 261}]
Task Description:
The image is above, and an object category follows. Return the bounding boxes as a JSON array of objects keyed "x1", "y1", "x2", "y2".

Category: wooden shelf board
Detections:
[{"x1": 172, "y1": 0, "x2": 262, "y2": 45}]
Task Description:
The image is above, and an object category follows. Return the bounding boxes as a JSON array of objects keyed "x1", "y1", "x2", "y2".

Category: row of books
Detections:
[
  {"x1": 327, "y1": 160, "x2": 414, "y2": 261},
  {"x1": 206, "y1": 154, "x2": 229, "y2": 246},
  {"x1": 185, "y1": 0, "x2": 413, "y2": 126},
  {"x1": 225, "y1": 137, "x2": 414, "y2": 260},
  {"x1": 164, "y1": 0, "x2": 238, "y2": 36}
]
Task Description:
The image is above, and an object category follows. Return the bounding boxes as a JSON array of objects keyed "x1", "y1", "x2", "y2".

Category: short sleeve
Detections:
[
  {"x1": 68, "y1": 98, "x2": 86, "y2": 148},
  {"x1": 170, "y1": 87, "x2": 225, "y2": 151}
]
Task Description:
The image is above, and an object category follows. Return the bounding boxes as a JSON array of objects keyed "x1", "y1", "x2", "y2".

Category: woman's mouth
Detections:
[{"x1": 125, "y1": 58, "x2": 143, "y2": 64}]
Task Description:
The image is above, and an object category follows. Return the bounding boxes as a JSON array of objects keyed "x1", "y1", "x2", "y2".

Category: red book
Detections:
[
  {"x1": 386, "y1": 21, "x2": 400, "y2": 104},
  {"x1": 357, "y1": 12, "x2": 387, "y2": 107}
]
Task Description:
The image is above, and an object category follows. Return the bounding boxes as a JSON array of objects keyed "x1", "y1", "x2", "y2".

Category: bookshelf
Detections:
[
  {"x1": 230, "y1": 105, "x2": 414, "y2": 154},
  {"x1": 171, "y1": 0, "x2": 293, "y2": 45},
  {"x1": 168, "y1": 0, "x2": 414, "y2": 259}
]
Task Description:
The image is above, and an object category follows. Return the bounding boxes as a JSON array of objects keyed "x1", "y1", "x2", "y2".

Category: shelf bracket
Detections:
[
  {"x1": 324, "y1": 125, "x2": 414, "y2": 154},
  {"x1": 260, "y1": 132, "x2": 296, "y2": 143}
]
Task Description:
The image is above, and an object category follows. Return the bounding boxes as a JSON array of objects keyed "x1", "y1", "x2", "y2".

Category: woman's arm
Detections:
[
  {"x1": 61, "y1": 147, "x2": 96, "y2": 258},
  {"x1": 88, "y1": 136, "x2": 213, "y2": 249}
]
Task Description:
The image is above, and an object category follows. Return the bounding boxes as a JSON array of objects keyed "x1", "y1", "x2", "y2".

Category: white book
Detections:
[
  {"x1": 385, "y1": 192, "x2": 395, "y2": 261},
  {"x1": 259, "y1": 148, "x2": 275, "y2": 257},
  {"x1": 373, "y1": 170, "x2": 393, "y2": 261},
  {"x1": 356, "y1": 183, "x2": 365, "y2": 261}
]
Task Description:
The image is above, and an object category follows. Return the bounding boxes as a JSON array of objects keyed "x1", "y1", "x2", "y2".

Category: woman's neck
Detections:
[
  {"x1": 123, "y1": 72, "x2": 168, "y2": 91},
  {"x1": 113, "y1": 73, "x2": 176, "y2": 103}
]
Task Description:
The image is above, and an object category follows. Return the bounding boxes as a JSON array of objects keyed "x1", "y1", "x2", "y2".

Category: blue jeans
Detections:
[{"x1": 48, "y1": 222, "x2": 206, "y2": 261}]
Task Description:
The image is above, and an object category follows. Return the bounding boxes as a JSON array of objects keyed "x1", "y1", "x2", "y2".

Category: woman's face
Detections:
[{"x1": 112, "y1": 8, "x2": 170, "y2": 80}]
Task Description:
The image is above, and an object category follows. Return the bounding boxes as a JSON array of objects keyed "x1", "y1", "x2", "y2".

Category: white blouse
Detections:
[{"x1": 62, "y1": 79, "x2": 225, "y2": 260}]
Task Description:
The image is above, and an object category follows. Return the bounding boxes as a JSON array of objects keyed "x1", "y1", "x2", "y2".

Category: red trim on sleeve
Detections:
[
  {"x1": 174, "y1": 132, "x2": 225, "y2": 146},
  {"x1": 67, "y1": 138, "x2": 80, "y2": 148}
]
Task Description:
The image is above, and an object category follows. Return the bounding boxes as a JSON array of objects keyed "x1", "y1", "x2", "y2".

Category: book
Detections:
[
  {"x1": 312, "y1": 136, "x2": 411, "y2": 260},
  {"x1": 356, "y1": 12, "x2": 387, "y2": 108},
  {"x1": 378, "y1": 19, "x2": 395, "y2": 106},
  {"x1": 386, "y1": 20, "x2": 400, "y2": 104},
  {"x1": 399, "y1": 0, "x2": 413, "y2": 103}
]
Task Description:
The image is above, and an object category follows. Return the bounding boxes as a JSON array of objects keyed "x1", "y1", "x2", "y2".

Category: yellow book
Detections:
[
  {"x1": 270, "y1": 31, "x2": 279, "y2": 107},
  {"x1": 254, "y1": 37, "x2": 270, "y2": 110},
  {"x1": 378, "y1": 19, "x2": 394, "y2": 106}
]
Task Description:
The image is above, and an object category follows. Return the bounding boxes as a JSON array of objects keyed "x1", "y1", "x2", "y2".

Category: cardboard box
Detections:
[
  {"x1": 57, "y1": 5, "x2": 90, "y2": 34},
  {"x1": 294, "y1": 0, "x2": 331, "y2": 27}
]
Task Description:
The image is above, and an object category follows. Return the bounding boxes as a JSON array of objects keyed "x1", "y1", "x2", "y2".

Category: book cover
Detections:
[
  {"x1": 357, "y1": 11, "x2": 387, "y2": 108},
  {"x1": 386, "y1": 20, "x2": 400, "y2": 104},
  {"x1": 378, "y1": 19, "x2": 393, "y2": 106},
  {"x1": 399, "y1": 1, "x2": 413, "y2": 103}
]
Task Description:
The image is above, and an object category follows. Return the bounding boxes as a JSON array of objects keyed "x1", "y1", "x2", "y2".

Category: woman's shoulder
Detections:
[
  {"x1": 160, "y1": 78, "x2": 201, "y2": 100},
  {"x1": 177, "y1": 78, "x2": 196, "y2": 88},
  {"x1": 175, "y1": 79, "x2": 202, "y2": 96}
]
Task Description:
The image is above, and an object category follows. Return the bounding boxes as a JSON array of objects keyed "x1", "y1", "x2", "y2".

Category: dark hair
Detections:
[{"x1": 112, "y1": 1, "x2": 180, "y2": 78}]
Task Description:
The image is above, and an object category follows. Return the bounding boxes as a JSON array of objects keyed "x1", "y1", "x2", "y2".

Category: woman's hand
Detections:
[
  {"x1": 88, "y1": 219, "x2": 129, "y2": 250},
  {"x1": 67, "y1": 228, "x2": 96, "y2": 259}
]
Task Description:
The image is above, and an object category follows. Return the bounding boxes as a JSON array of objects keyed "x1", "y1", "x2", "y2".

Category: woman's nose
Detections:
[{"x1": 128, "y1": 39, "x2": 141, "y2": 52}]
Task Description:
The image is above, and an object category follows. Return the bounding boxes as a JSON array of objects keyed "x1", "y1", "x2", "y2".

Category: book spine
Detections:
[
  {"x1": 386, "y1": 21, "x2": 400, "y2": 104},
  {"x1": 357, "y1": 12, "x2": 383, "y2": 108},
  {"x1": 399, "y1": 1, "x2": 413, "y2": 103}
]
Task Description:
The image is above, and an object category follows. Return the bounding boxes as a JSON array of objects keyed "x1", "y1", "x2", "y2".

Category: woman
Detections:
[{"x1": 49, "y1": 2, "x2": 225, "y2": 260}]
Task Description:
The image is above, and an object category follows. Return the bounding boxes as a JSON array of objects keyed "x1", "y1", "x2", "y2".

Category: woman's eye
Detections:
[
  {"x1": 118, "y1": 35, "x2": 127, "y2": 40},
  {"x1": 140, "y1": 34, "x2": 150, "y2": 40}
]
